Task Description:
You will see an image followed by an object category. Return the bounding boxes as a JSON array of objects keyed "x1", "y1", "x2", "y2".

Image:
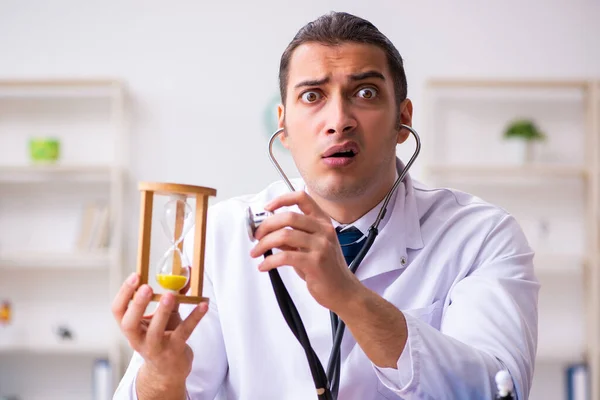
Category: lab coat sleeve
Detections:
[
  {"x1": 373, "y1": 214, "x2": 539, "y2": 399},
  {"x1": 372, "y1": 332, "x2": 414, "y2": 388},
  {"x1": 112, "y1": 271, "x2": 229, "y2": 400}
]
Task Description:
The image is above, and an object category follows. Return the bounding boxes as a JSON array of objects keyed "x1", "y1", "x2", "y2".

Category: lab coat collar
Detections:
[
  {"x1": 399, "y1": 159, "x2": 425, "y2": 252},
  {"x1": 353, "y1": 158, "x2": 424, "y2": 281},
  {"x1": 294, "y1": 157, "x2": 424, "y2": 281}
]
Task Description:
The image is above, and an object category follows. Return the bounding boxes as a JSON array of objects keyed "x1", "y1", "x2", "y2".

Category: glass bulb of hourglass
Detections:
[
  {"x1": 155, "y1": 195, "x2": 195, "y2": 293},
  {"x1": 159, "y1": 196, "x2": 195, "y2": 242},
  {"x1": 156, "y1": 247, "x2": 191, "y2": 292}
]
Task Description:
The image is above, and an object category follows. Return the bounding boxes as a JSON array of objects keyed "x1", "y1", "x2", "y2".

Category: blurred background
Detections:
[{"x1": 0, "y1": 1, "x2": 598, "y2": 399}]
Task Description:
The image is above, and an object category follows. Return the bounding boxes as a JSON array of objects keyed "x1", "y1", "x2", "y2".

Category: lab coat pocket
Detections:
[
  {"x1": 403, "y1": 299, "x2": 444, "y2": 330},
  {"x1": 376, "y1": 300, "x2": 443, "y2": 400}
]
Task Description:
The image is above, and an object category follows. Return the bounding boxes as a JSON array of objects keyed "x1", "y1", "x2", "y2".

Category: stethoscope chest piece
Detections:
[{"x1": 246, "y1": 207, "x2": 273, "y2": 241}]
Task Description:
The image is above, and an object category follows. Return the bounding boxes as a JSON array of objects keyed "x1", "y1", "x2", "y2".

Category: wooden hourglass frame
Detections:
[{"x1": 136, "y1": 182, "x2": 217, "y2": 304}]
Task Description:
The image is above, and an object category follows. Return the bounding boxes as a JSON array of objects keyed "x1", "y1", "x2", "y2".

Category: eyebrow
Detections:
[
  {"x1": 294, "y1": 77, "x2": 329, "y2": 89},
  {"x1": 350, "y1": 70, "x2": 386, "y2": 82},
  {"x1": 293, "y1": 70, "x2": 385, "y2": 90}
]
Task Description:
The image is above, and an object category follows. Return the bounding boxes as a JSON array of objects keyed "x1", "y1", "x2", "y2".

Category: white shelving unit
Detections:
[
  {"x1": 0, "y1": 79, "x2": 128, "y2": 399},
  {"x1": 423, "y1": 79, "x2": 599, "y2": 399}
]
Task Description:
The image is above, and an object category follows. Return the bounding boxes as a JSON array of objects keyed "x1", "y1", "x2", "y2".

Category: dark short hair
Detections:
[{"x1": 278, "y1": 11, "x2": 408, "y2": 107}]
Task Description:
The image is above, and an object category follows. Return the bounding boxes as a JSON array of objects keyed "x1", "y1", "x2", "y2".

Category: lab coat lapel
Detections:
[{"x1": 354, "y1": 175, "x2": 424, "y2": 282}]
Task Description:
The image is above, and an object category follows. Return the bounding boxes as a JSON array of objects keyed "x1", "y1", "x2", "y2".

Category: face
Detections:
[{"x1": 278, "y1": 42, "x2": 413, "y2": 204}]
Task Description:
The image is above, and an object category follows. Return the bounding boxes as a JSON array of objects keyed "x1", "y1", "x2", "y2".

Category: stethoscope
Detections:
[{"x1": 246, "y1": 124, "x2": 421, "y2": 400}]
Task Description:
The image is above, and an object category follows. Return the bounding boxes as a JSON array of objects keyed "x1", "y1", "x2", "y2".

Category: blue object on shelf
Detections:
[
  {"x1": 566, "y1": 363, "x2": 589, "y2": 400},
  {"x1": 92, "y1": 358, "x2": 112, "y2": 400}
]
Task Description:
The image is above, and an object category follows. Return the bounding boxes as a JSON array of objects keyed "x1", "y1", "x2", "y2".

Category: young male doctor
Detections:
[{"x1": 112, "y1": 11, "x2": 539, "y2": 400}]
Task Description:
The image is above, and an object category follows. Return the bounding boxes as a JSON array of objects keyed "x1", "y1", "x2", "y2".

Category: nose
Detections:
[{"x1": 324, "y1": 96, "x2": 357, "y2": 135}]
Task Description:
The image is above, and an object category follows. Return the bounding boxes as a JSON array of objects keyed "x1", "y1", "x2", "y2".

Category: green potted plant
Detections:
[{"x1": 503, "y1": 118, "x2": 546, "y2": 164}]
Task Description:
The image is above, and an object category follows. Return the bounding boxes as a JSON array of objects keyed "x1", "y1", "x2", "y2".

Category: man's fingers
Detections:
[
  {"x1": 111, "y1": 273, "x2": 140, "y2": 323},
  {"x1": 254, "y1": 211, "x2": 319, "y2": 240},
  {"x1": 146, "y1": 292, "x2": 176, "y2": 348},
  {"x1": 120, "y1": 284, "x2": 153, "y2": 349},
  {"x1": 258, "y1": 250, "x2": 306, "y2": 273},
  {"x1": 172, "y1": 302, "x2": 209, "y2": 343},
  {"x1": 250, "y1": 229, "x2": 312, "y2": 258},
  {"x1": 264, "y1": 191, "x2": 326, "y2": 218}
]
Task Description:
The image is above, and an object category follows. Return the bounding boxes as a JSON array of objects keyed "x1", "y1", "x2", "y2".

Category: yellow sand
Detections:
[{"x1": 156, "y1": 274, "x2": 188, "y2": 291}]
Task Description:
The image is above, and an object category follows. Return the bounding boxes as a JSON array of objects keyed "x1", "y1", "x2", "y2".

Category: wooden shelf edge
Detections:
[
  {"x1": 0, "y1": 251, "x2": 113, "y2": 269},
  {"x1": 534, "y1": 254, "x2": 587, "y2": 275},
  {"x1": 426, "y1": 164, "x2": 588, "y2": 179},
  {"x1": 426, "y1": 79, "x2": 591, "y2": 89},
  {"x1": 0, "y1": 342, "x2": 110, "y2": 355},
  {"x1": 0, "y1": 164, "x2": 120, "y2": 173},
  {"x1": 0, "y1": 78, "x2": 124, "y2": 88},
  {"x1": 536, "y1": 342, "x2": 587, "y2": 364},
  {"x1": 0, "y1": 165, "x2": 122, "y2": 185}
]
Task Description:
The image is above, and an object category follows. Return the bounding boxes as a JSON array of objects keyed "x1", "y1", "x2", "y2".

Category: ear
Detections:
[
  {"x1": 277, "y1": 104, "x2": 290, "y2": 149},
  {"x1": 397, "y1": 98, "x2": 413, "y2": 145}
]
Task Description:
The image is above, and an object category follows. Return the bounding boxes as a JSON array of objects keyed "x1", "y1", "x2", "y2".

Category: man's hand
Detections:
[
  {"x1": 249, "y1": 191, "x2": 361, "y2": 314},
  {"x1": 111, "y1": 272, "x2": 209, "y2": 397},
  {"x1": 249, "y1": 191, "x2": 408, "y2": 369}
]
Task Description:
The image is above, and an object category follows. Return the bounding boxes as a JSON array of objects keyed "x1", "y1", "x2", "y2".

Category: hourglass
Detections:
[{"x1": 135, "y1": 182, "x2": 217, "y2": 304}]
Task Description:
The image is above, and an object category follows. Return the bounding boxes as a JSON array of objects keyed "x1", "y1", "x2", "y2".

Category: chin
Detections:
[{"x1": 307, "y1": 175, "x2": 368, "y2": 201}]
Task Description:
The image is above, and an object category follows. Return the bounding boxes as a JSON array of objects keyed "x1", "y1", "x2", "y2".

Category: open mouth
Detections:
[
  {"x1": 322, "y1": 143, "x2": 359, "y2": 166},
  {"x1": 326, "y1": 150, "x2": 356, "y2": 158},
  {"x1": 322, "y1": 142, "x2": 360, "y2": 159}
]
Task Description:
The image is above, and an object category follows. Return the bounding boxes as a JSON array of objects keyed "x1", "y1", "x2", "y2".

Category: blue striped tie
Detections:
[
  {"x1": 336, "y1": 226, "x2": 364, "y2": 266},
  {"x1": 331, "y1": 225, "x2": 364, "y2": 395}
]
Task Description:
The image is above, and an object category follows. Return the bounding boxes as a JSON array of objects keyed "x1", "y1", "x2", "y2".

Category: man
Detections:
[{"x1": 113, "y1": 11, "x2": 539, "y2": 400}]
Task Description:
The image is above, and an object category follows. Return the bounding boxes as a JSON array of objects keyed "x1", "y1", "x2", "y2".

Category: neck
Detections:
[{"x1": 311, "y1": 167, "x2": 397, "y2": 225}]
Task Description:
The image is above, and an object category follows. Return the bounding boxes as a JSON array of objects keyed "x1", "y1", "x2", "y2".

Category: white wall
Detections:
[
  {"x1": 1, "y1": 0, "x2": 598, "y2": 197},
  {"x1": 2, "y1": 0, "x2": 598, "y2": 239},
  {"x1": 0, "y1": 0, "x2": 599, "y2": 398}
]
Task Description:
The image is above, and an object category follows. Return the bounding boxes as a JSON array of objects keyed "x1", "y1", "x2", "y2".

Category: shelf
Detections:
[
  {"x1": 536, "y1": 344, "x2": 585, "y2": 364},
  {"x1": 0, "y1": 251, "x2": 112, "y2": 270},
  {"x1": 0, "y1": 79, "x2": 123, "y2": 98},
  {"x1": 0, "y1": 341, "x2": 110, "y2": 356},
  {"x1": 427, "y1": 79, "x2": 590, "y2": 90},
  {"x1": 427, "y1": 164, "x2": 587, "y2": 180},
  {"x1": 425, "y1": 79, "x2": 590, "y2": 103},
  {"x1": 0, "y1": 164, "x2": 119, "y2": 183},
  {"x1": 534, "y1": 253, "x2": 586, "y2": 277}
]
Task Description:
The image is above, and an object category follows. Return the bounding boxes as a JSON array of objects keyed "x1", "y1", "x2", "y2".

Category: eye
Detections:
[
  {"x1": 301, "y1": 91, "x2": 321, "y2": 103},
  {"x1": 357, "y1": 87, "x2": 378, "y2": 99}
]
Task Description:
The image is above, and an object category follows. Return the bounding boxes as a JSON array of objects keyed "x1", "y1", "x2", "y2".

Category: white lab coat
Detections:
[{"x1": 114, "y1": 158, "x2": 539, "y2": 400}]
